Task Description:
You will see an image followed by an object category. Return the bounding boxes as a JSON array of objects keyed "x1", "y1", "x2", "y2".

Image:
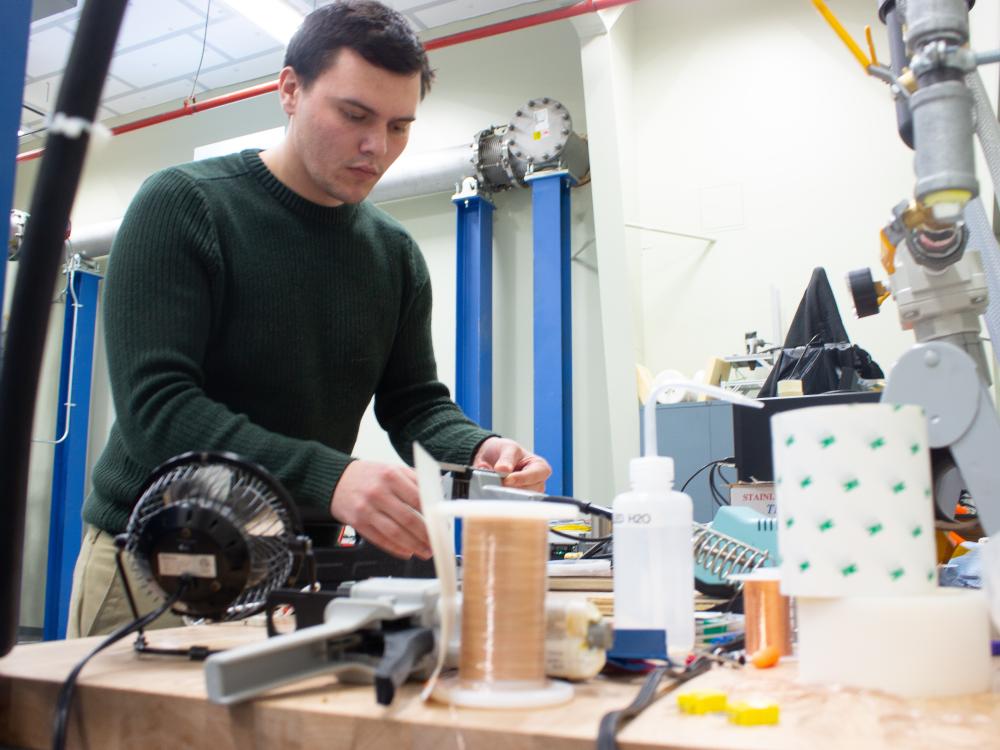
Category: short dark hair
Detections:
[{"x1": 284, "y1": 0, "x2": 434, "y2": 98}]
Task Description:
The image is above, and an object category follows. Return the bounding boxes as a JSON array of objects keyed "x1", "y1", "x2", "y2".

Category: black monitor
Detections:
[{"x1": 732, "y1": 392, "x2": 881, "y2": 482}]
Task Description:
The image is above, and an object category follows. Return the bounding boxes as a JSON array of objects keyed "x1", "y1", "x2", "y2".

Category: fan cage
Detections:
[{"x1": 125, "y1": 456, "x2": 300, "y2": 621}]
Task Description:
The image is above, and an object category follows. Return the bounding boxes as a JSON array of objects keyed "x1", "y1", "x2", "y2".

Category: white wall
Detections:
[{"x1": 628, "y1": 0, "x2": 999, "y2": 381}]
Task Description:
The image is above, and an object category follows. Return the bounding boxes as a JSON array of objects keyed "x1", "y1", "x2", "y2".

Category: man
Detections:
[{"x1": 68, "y1": 0, "x2": 551, "y2": 638}]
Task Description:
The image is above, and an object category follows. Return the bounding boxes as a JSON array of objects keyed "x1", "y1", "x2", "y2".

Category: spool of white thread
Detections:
[{"x1": 796, "y1": 588, "x2": 993, "y2": 697}]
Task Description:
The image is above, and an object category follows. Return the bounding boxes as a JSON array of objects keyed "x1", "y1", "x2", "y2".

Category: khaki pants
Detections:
[{"x1": 67, "y1": 525, "x2": 185, "y2": 638}]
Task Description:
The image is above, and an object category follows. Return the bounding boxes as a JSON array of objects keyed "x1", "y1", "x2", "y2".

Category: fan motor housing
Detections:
[{"x1": 139, "y1": 504, "x2": 253, "y2": 617}]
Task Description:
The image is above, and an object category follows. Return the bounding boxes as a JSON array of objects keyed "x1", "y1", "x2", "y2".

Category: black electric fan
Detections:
[
  {"x1": 53, "y1": 451, "x2": 314, "y2": 750},
  {"x1": 117, "y1": 451, "x2": 314, "y2": 623}
]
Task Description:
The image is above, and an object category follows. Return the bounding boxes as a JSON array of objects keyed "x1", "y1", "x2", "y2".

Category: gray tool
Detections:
[{"x1": 204, "y1": 578, "x2": 440, "y2": 705}]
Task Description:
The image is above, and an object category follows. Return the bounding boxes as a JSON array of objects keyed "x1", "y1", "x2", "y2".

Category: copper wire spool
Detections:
[
  {"x1": 743, "y1": 574, "x2": 793, "y2": 657},
  {"x1": 432, "y1": 500, "x2": 574, "y2": 708},
  {"x1": 459, "y1": 516, "x2": 548, "y2": 685}
]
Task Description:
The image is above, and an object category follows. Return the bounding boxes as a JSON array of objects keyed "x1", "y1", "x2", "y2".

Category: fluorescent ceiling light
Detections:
[{"x1": 220, "y1": 0, "x2": 304, "y2": 45}]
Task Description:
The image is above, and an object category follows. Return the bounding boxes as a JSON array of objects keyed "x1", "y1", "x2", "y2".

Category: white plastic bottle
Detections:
[{"x1": 612, "y1": 454, "x2": 694, "y2": 658}]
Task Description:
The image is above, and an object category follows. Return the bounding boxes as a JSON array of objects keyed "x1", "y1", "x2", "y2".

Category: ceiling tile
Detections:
[
  {"x1": 25, "y1": 25, "x2": 75, "y2": 78},
  {"x1": 413, "y1": 0, "x2": 537, "y2": 28},
  {"x1": 116, "y1": 0, "x2": 208, "y2": 49},
  {"x1": 109, "y1": 34, "x2": 228, "y2": 88},
  {"x1": 101, "y1": 78, "x2": 198, "y2": 116},
  {"x1": 198, "y1": 15, "x2": 283, "y2": 61},
  {"x1": 22, "y1": 74, "x2": 133, "y2": 113},
  {"x1": 194, "y1": 49, "x2": 286, "y2": 92}
]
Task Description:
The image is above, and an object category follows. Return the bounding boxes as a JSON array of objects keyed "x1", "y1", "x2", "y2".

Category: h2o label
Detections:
[{"x1": 614, "y1": 512, "x2": 652, "y2": 525}]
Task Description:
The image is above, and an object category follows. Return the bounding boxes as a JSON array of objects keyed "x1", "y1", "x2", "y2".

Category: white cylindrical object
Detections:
[
  {"x1": 613, "y1": 457, "x2": 694, "y2": 656},
  {"x1": 797, "y1": 589, "x2": 993, "y2": 697},
  {"x1": 772, "y1": 403, "x2": 937, "y2": 596}
]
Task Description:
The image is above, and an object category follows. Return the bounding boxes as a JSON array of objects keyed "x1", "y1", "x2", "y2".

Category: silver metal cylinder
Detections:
[
  {"x1": 904, "y1": 0, "x2": 970, "y2": 49},
  {"x1": 910, "y1": 80, "x2": 978, "y2": 203},
  {"x1": 369, "y1": 144, "x2": 474, "y2": 204}
]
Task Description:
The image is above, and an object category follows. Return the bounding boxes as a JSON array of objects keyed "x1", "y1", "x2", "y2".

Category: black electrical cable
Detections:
[
  {"x1": 680, "y1": 459, "x2": 723, "y2": 494},
  {"x1": 710, "y1": 464, "x2": 730, "y2": 508},
  {"x1": 0, "y1": 0, "x2": 130, "y2": 657},
  {"x1": 541, "y1": 494, "x2": 613, "y2": 519},
  {"x1": 581, "y1": 537, "x2": 612, "y2": 559},
  {"x1": 52, "y1": 581, "x2": 187, "y2": 750},
  {"x1": 596, "y1": 659, "x2": 713, "y2": 750}
]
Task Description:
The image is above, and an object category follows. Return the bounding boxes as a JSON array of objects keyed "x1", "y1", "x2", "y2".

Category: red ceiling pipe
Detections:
[{"x1": 16, "y1": 0, "x2": 638, "y2": 163}]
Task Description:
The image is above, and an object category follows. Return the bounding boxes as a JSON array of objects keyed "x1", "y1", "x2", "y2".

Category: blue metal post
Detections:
[
  {"x1": 528, "y1": 170, "x2": 575, "y2": 496},
  {"x1": 0, "y1": 0, "x2": 31, "y2": 317},
  {"x1": 453, "y1": 189, "x2": 494, "y2": 428},
  {"x1": 44, "y1": 264, "x2": 102, "y2": 640},
  {"x1": 452, "y1": 185, "x2": 494, "y2": 555}
]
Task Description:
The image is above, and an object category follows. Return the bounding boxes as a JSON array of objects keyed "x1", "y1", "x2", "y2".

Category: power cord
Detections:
[
  {"x1": 52, "y1": 579, "x2": 188, "y2": 750},
  {"x1": 596, "y1": 658, "x2": 713, "y2": 750}
]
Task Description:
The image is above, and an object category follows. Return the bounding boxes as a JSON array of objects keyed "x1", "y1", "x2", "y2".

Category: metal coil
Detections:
[{"x1": 692, "y1": 523, "x2": 769, "y2": 587}]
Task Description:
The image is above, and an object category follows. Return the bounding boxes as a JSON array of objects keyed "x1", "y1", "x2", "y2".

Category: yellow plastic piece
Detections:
[
  {"x1": 864, "y1": 25, "x2": 878, "y2": 66},
  {"x1": 922, "y1": 189, "x2": 973, "y2": 207},
  {"x1": 812, "y1": 0, "x2": 871, "y2": 70},
  {"x1": 880, "y1": 229, "x2": 897, "y2": 276},
  {"x1": 677, "y1": 691, "x2": 729, "y2": 715},
  {"x1": 727, "y1": 700, "x2": 780, "y2": 726}
]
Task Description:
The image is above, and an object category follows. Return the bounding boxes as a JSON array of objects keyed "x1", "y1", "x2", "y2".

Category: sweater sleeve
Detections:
[
  {"x1": 102, "y1": 169, "x2": 351, "y2": 511},
  {"x1": 373, "y1": 240, "x2": 495, "y2": 466}
]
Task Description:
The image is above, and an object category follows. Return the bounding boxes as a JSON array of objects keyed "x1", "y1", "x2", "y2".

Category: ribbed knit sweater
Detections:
[{"x1": 84, "y1": 149, "x2": 493, "y2": 534}]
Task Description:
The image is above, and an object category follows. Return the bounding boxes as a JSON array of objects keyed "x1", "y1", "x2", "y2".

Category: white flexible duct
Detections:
[
  {"x1": 966, "y1": 70, "x2": 1000, "y2": 363},
  {"x1": 54, "y1": 144, "x2": 478, "y2": 260},
  {"x1": 369, "y1": 143, "x2": 474, "y2": 204}
]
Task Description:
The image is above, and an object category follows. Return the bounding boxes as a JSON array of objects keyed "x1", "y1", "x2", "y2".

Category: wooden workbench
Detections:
[{"x1": 1, "y1": 622, "x2": 998, "y2": 750}]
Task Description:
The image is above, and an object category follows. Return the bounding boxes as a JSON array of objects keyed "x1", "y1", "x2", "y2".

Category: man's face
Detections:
[{"x1": 281, "y1": 48, "x2": 421, "y2": 205}]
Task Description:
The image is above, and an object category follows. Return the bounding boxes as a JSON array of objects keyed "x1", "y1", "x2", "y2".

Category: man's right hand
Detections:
[{"x1": 330, "y1": 460, "x2": 433, "y2": 560}]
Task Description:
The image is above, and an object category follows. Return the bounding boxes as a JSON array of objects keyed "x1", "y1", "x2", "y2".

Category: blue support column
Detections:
[
  {"x1": 527, "y1": 170, "x2": 575, "y2": 496},
  {"x1": 452, "y1": 182, "x2": 494, "y2": 555},
  {"x1": 44, "y1": 263, "x2": 102, "y2": 640},
  {"x1": 453, "y1": 186, "x2": 494, "y2": 428},
  {"x1": 0, "y1": 0, "x2": 31, "y2": 316}
]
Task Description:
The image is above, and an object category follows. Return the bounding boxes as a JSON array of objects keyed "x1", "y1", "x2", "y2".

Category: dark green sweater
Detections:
[{"x1": 84, "y1": 149, "x2": 493, "y2": 534}]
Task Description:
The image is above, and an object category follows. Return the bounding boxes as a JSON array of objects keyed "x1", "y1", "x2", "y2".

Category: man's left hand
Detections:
[{"x1": 472, "y1": 436, "x2": 551, "y2": 492}]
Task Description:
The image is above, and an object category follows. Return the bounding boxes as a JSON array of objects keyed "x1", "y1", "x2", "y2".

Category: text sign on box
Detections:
[{"x1": 730, "y1": 482, "x2": 776, "y2": 516}]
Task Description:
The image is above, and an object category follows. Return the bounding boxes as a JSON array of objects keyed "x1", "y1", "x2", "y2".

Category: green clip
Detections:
[
  {"x1": 867, "y1": 523, "x2": 883, "y2": 536},
  {"x1": 799, "y1": 560, "x2": 810, "y2": 572},
  {"x1": 892, "y1": 481, "x2": 905, "y2": 494},
  {"x1": 910, "y1": 443, "x2": 920, "y2": 455},
  {"x1": 785, "y1": 517, "x2": 795, "y2": 529},
  {"x1": 869, "y1": 437, "x2": 885, "y2": 450},
  {"x1": 785, "y1": 435, "x2": 795, "y2": 447},
  {"x1": 800, "y1": 476, "x2": 812, "y2": 489},
  {"x1": 841, "y1": 563, "x2": 858, "y2": 577},
  {"x1": 890, "y1": 568, "x2": 905, "y2": 581},
  {"x1": 911, "y1": 525, "x2": 923, "y2": 538},
  {"x1": 843, "y1": 478, "x2": 860, "y2": 492},
  {"x1": 820, "y1": 435, "x2": 836, "y2": 448},
  {"x1": 819, "y1": 518, "x2": 834, "y2": 532}
]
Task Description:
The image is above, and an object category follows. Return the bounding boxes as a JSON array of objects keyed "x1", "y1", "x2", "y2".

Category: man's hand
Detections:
[
  {"x1": 472, "y1": 437, "x2": 551, "y2": 492},
  {"x1": 330, "y1": 460, "x2": 432, "y2": 560}
]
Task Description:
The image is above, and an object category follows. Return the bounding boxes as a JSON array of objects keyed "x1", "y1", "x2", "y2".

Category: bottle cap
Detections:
[{"x1": 629, "y1": 455, "x2": 674, "y2": 489}]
